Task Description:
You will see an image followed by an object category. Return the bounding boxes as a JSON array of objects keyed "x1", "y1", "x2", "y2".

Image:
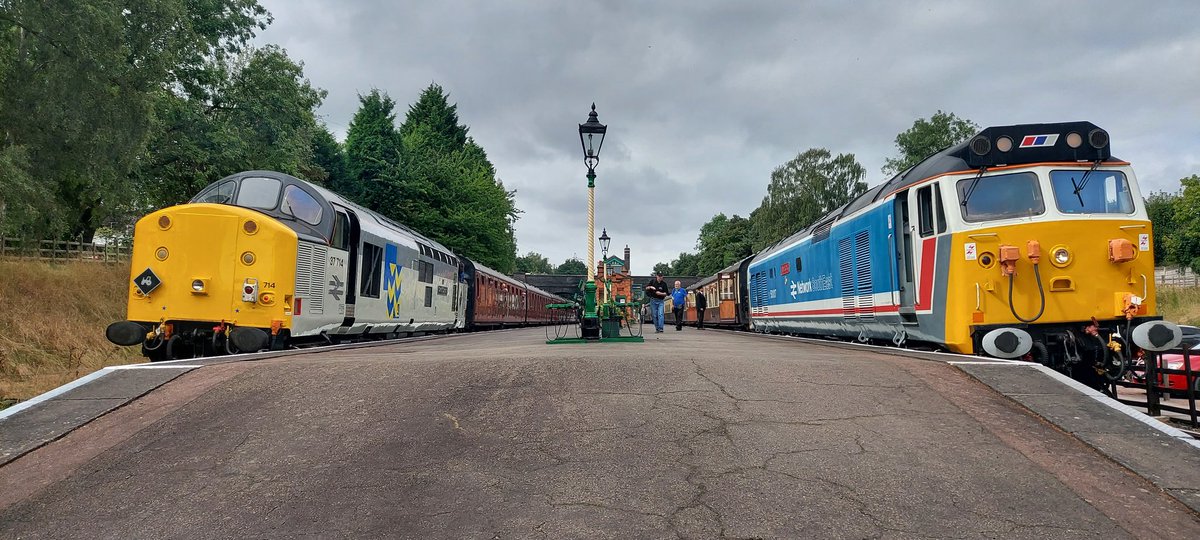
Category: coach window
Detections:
[
  {"x1": 281, "y1": 185, "x2": 323, "y2": 225},
  {"x1": 360, "y1": 243, "x2": 383, "y2": 298},
  {"x1": 917, "y1": 186, "x2": 935, "y2": 237},
  {"x1": 235, "y1": 177, "x2": 282, "y2": 210}
]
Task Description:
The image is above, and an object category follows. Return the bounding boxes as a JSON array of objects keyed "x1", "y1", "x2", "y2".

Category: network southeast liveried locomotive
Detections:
[
  {"x1": 106, "y1": 170, "x2": 564, "y2": 360},
  {"x1": 686, "y1": 122, "x2": 1183, "y2": 385}
]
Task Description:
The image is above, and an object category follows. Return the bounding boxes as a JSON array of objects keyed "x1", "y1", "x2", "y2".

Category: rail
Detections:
[
  {"x1": 1110, "y1": 346, "x2": 1198, "y2": 429},
  {"x1": 0, "y1": 237, "x2": 130, "y2": 264}
]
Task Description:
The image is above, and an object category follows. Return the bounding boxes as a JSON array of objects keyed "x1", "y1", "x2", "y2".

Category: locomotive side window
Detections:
[
  {"x1": 956, "y1": 172, "x2": 1044, "y2": 222},
  {"x1": 1049, "y1": 170, "x2": 1134, "y2": 214},
  {"x1": 418, "y1": 261, "x2": 433, "y2": 283},
  {"x1": 935, "y1": 188, "x2": 947, "y2": 233},
  {"x1": 917, "y1": 186, "x2": 935, "y2": 237},
  {"x1": 281, "y1": 185, "x2": 323, "y2": 225},
  {"x1": 195, "y1": 180, "x2": 236, "y2": 204},
  {"x1": 795, "y1": 257, "x2": 802, "y2": 274},
  {"x1": 331, "y1": 212, "x2": 350, "y2": 251},
  {"x1": 360, "y1": 243, "x2": 383, "y2": 298},
  {"x1": 235, "y1": 177, "x2": 282, "y2": 210}
]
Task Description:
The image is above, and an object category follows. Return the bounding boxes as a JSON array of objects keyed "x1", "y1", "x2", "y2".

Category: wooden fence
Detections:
[
  {"x1": 0, "y1": 237, "x2": 130, "y2": 264},
  {"x1": 1156, "y1": 267, "x2": 1200, "y2": 288}
]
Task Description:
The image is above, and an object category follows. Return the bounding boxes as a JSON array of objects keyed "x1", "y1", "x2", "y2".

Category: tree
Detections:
[
  {"x1": 1145, "y1": 191, "x2": 1179, "y2": 266},
  {"x1": 882, "y1": 111, "x2": 979, "y2": 176},
  {"x1": 343, "y1": 89, "x2": 401, "y2": 204},
  {"x1": 310, "y1": 124, "x2": 347, "y2": 187},
  {"x1": 132, "y1": 45, "x2": 325, "y2": 210},
  {"x1": 670, "y1": 252, "x2": 703, "y2": 276},
  {"x1": 514, "y1": 251, "x2": 553, "y2": 274},
  {"x1": 652, "y1": 262, "x2": 673, "y2": 275},
  {"x1": 555, "y1": 257, "x2": 587, "y2": 275},
  {"x1": 0, "y1": 0, "x2": 271, "y2": 238},
  {"x1": 1168, "y1": 175, "x2": 1200, "y2": 273},
  {"x1": 751, "y1": 148, "x2": 867, "y2": 251},
  {"x1": 399, "y1": 83, "x2": 468, "y2": 153},
  {"x1": 384, "y1": 84, "x2": 519, "y2": 272},
  {"x1": 695, "y1": 213, "x2": 753, "y2": 275}
]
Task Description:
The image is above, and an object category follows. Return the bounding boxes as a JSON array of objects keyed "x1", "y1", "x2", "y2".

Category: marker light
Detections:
[
  {"x1": 995, "y1": 136, "x2": 1013, "y2": 153},
  {"x1": 241, "y1": 251, "x2": 256, "y2": 266},
  {"x1": 243, "y1": 220, "x2": 258, "y2": 235},
  {"x1": 1088, "y1": 129, "x2": 1109, "y2": 149},
  {"x1": 155, "y1": 247, "x2": 169, "y2": 261},
  {"x1": 1066, "y1": 132, "x2": 1083, "y2": 148},
  {"x1": 157, "y1": 215, "x2": 172, "y2": 230}
]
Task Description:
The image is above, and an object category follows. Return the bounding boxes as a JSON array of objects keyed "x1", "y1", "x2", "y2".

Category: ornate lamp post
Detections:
[
  {"x1": 578, "y1": 104, "x2": 607, "y2": 339},
  {"x1": 599, "y1": 228, "x2": 611, "y2": 304}
]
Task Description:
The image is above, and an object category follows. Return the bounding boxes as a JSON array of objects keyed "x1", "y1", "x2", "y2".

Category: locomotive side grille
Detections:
[
  {"x1": 855, "y1": 231, "x2": 874, "y2": 321},
  {"x1": 296, "y1": 243, "x2": 326, "y2": 315},
  {"x1": 839, "y1": 237, "x2": 855, "y2": 320}
]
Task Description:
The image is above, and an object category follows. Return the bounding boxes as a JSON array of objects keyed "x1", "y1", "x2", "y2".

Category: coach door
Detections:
[{"x1": 893, "y1": 191, "x2": 917, "y2": 322}]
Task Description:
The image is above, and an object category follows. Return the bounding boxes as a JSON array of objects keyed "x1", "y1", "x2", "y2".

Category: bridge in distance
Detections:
[{"x1": 1, "y1": 328, "x2": 1198, "y2": 538}]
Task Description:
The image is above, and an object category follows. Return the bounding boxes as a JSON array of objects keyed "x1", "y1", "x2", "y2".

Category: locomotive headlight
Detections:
[
  {"x1": 191, "y1": 278, "x2": 208, "y2": 294},
  {"x1": 155, "y1": 247, "x2": 169, "y2": 261},
  {"x1": 1051, "y1": 246, "x2": 1071, "y2": 267}
]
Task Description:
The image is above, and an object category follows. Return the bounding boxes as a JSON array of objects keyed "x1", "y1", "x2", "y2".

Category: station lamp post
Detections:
[
  {"x1": 599, "y1": 228, "x2": 611, "y2": 303},
  {"x1": 578, "y1": 104, "x2": 607, "y2": 339}
]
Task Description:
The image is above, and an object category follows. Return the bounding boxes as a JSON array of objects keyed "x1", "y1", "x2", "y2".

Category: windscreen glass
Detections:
[{"x1": 956, "y1": 172, "x2": 1044, "y2": 222}]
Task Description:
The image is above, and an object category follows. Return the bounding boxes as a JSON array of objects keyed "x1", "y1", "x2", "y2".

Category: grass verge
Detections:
[
  {"x1": 0, "y1": 260, "x2": 141, "y2": 408},
  {"x1": 1159, "y1": 286, "x2": 1200, "y2": 327}
]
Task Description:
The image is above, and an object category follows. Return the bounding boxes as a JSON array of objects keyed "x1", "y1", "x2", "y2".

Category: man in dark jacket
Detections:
[
  {"x1": 695, "y1": 290, "x2": 707, "y2": 330},
  {"x1": 645, "y1": 273, "x2": 669, "y2": 333}
]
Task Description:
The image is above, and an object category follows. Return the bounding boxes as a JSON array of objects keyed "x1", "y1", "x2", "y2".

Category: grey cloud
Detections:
[{"x1": 257, "y1": 0, "x2": 1200, "y2": 273}]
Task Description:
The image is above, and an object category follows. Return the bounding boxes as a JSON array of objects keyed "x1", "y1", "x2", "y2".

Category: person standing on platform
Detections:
[
  {"x1": 671, "y1": 280, "x2": 687, "y2": 331},
  {"x1": 694, "y1": 289, "x2": 707, "y2": 330},
  {"x1": 645, "y1": 273, "x2": 669, "y2": 333}
]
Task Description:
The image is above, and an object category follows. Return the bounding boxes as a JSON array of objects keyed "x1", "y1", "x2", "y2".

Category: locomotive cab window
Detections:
[
  {"x1": 935, "y1": 189, "x2": 947, "y2": 233},
  {"x1": 917, "y1": 186, "x2": 935, "y2": 237},
  {"x1": 360, "y1": 242, "x2": 383, "y2": 298},
  {"x1": 1049, "y1": 170, "x2": 1134, "y2": 214},
  {"x1": 281, "y1": 185, "x2": 323, "y2": 225},
  {"x1": 235, "y1": 177, "x2": 281, "y2": 210},
  {"x1": 194, "y1": 180, "x2": 235, "y2": 204},
  {"x1": 956, "y1": 172, "x2": 1044, "y2": 222}
]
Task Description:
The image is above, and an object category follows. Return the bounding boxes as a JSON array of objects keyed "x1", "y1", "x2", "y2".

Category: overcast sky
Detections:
[{"x1": 255, "y1": 0, "x2": 1200, "y2": 275}]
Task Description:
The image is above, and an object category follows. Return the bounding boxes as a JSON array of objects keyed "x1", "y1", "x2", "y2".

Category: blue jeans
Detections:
[{"x1": 651, "y1": 299, "x2": 665, "y2": 331}]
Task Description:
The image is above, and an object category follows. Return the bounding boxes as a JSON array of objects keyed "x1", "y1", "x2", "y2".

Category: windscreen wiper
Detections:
[
  {"x1": 1071, "y1": 160, "x2": 1102, "y2": 207},
  {"x1": 960, "y1": 166, "x2": 987, "y2": 207}
]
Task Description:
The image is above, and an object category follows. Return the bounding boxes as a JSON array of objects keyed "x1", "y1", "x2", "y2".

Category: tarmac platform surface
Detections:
[{"x1": 1, "y1": 327, "x2": 1198, "y2": 538}]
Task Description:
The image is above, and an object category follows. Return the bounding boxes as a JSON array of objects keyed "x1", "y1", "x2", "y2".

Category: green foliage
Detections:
[
  {"x1": 695, "y1": 213, "x2": 753, "y2": 275},
  {"x1": 750, "y1": 148, "x2": 867, "y2": 251},
  {"x1": 1145, "y1": 190, "x2": 1179, "y2": 266},
  {"x1": 133, "y1": 45, "x2": 325, "y2": 209},
  {"x1": 309, "y1": 124, "x2": 346, "y2": 187},
  {"x1": 1169, "y1": 175, "x2": 1200, "y2": 273},
  {"x1": 555, "y1": 257, "x2": 587, "y2": 275},
  {"x1": 0, "y1": 0, "x2": 272, "y2": 238},
  {"x1": 515, "y1": 251, "x2": 553, "y2": 274},
  {"x1": 343, "y1": 89, "x2": 401, "y2": 203},
  {"x1": 400, "y1": 83, "x2": 468, "y2": 154},
  {"x1": 882, "y1": 110, "x2": 979, "y2": 176}
]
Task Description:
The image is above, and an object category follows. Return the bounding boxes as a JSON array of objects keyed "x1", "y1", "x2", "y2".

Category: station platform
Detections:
[{"x1": 1, "y1": 327, "x2": 1197, "y2": 538}]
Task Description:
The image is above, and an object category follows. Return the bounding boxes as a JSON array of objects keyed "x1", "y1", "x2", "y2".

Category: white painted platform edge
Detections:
[{"x1": 0, "y1": 365, "x2": 195, "y2": 421}]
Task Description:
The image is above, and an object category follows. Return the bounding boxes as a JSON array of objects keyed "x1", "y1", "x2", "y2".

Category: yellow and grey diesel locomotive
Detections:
[{"x1": 106, "y1": 171, "x2": 467, "y2": 359}]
